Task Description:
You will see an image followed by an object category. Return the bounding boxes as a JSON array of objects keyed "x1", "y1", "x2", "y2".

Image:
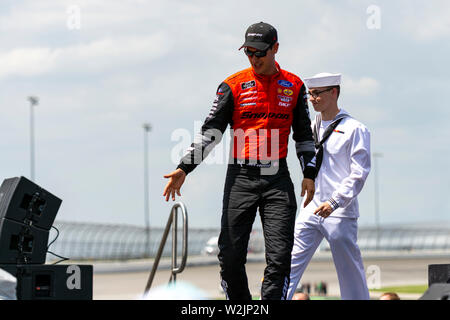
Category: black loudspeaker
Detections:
[
  {"x1": 428, "y1": 264, "x2": 450, "y2": 286},
  {"x1": 0, "y1": 264, "x2": 93, "y2": 300},
  {"x1": 0, "y1": 176, "x2": 62, "y2": 264},
  {"x1": 0, "y1": 219, "x2": 49, "y2": 264},
  {"x1": 419, "y1": 283, "x2": 450, "y2": 300},
  {"x1": 0, "y1": 176, "x2": 62, "y2": 230}
]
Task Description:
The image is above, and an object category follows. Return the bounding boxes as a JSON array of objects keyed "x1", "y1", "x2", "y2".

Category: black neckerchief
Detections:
[{"x1": 313, "y1": 113, "x2": 348, "y2": 177}]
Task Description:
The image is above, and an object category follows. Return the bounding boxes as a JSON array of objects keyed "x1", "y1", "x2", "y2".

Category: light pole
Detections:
[
  {"x1": 373, "y1": 152, "x2": 383, "y2": 250},
  {"x1": 28, "y1": 96, "x2": 39, "y2": 181},
  {"x1": 143, "y1": 123, "x2": 152, "y2": 258}
]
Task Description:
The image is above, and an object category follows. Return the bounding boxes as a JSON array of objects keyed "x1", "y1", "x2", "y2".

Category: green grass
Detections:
[
  {"x1": 369, "y1": 284, "x2": 427, "y2": 294},
  {"x1": 309, "y1": 296, "x2": 340, "y2": 300}
]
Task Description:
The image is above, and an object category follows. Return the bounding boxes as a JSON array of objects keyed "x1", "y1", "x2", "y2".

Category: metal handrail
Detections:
[{"x1": 143, "y1": 202, "x2": 188, "y2": 295}]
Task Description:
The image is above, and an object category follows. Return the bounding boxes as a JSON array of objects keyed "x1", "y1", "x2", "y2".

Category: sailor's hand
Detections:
[
  {"x1": 163, "y1": 168, "x2": 186, "y2": 201},
  {"x1": 301, "y1": 178, "x2": 315, "y2": 208},
  {"x1": 314, "y1": 202, "x2": 333, "y2": 218}
]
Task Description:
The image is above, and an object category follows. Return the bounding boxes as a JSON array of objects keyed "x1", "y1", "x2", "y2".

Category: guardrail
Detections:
[
  {"x1": 46, "y1": 220, "x2": 450, "y2": 262},
  {"x1": 47, "y1": 221, "x2": 215, "y2": 262}
]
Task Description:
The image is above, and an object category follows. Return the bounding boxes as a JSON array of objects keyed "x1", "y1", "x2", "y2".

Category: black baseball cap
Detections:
[{"x1": 239, "y1": 22, "x2": 278, "y2": 51}]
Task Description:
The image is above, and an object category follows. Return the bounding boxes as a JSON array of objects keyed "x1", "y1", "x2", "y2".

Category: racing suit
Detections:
[{"x1": 177, "y1": 62, "x2": 316, "y2": 299}]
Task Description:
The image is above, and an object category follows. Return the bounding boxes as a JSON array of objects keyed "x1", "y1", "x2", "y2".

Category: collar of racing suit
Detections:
[{"x1": 250, "y1": 61, "x2": 281, "y2": 81}]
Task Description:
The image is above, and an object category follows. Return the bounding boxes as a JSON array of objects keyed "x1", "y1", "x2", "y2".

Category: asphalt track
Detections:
[{"x1": 90, "y1": 251, "x2": 450, "y2": 300}]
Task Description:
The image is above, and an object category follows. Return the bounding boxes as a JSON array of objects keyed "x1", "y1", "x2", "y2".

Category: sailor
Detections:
[{"x1": 287, "y1": 73, "x2": 371, "y2": 300}]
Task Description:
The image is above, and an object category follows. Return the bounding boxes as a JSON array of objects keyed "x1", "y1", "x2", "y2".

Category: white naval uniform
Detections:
[{"x1": 287, "y1": 108, "x2": 371, "y2": 300}]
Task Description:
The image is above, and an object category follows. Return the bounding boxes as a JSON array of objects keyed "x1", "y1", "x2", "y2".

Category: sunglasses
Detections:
[{"x1": 244, "y1": 46, "x2": 272, "y2": 58}]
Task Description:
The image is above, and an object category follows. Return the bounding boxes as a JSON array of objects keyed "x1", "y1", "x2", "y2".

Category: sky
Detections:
[{"x1": 0, "y1": 0, "x2": 449, "y2": 229}]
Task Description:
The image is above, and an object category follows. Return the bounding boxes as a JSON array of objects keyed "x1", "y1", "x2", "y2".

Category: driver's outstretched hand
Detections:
[{"x1": 163, "y1": 168, "x2": 186, "y2": 201}]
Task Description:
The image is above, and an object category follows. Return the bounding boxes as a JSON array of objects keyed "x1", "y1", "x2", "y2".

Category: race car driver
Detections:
[{"x1": 163, "y1": 22, "x2": 317, "y2": 300}]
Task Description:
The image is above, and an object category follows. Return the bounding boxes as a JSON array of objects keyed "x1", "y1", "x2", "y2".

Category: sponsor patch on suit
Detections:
[{"x1": 241, "y1": 80, "x2": 256, "y2": 90}]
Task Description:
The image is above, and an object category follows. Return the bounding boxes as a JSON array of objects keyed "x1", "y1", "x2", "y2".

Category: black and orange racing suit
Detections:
[{"x1": 177, "y1": 62, "x2": 316, "y2": 300}]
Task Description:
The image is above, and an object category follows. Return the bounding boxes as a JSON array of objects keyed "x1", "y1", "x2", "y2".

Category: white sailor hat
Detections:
[{"x1": 304, "y1": 73, "x2": 341, "y2": 89}]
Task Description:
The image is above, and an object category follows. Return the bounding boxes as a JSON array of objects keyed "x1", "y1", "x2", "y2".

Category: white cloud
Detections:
[
  {"x1": 0, "y1": 47, "x2": 57, "y2": 78},
  {"x1": 342, "y1": 75, "x2": 380, "y2": 96},
  {"x1": 0, "y1": 33, "x2": 172, "y2": 79},
  {"x1": 0, "y1": 0, "x2": 165, "y2": 33},
  {"x1": 0, "y1": 1, "x2": 66, "y2": 32},
  {"x1": 414, "y1": 19, "x2": 450, "y2": 40},
  {"x1": 396, "y1": 1, "x2": 450, "y2": 41}
]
